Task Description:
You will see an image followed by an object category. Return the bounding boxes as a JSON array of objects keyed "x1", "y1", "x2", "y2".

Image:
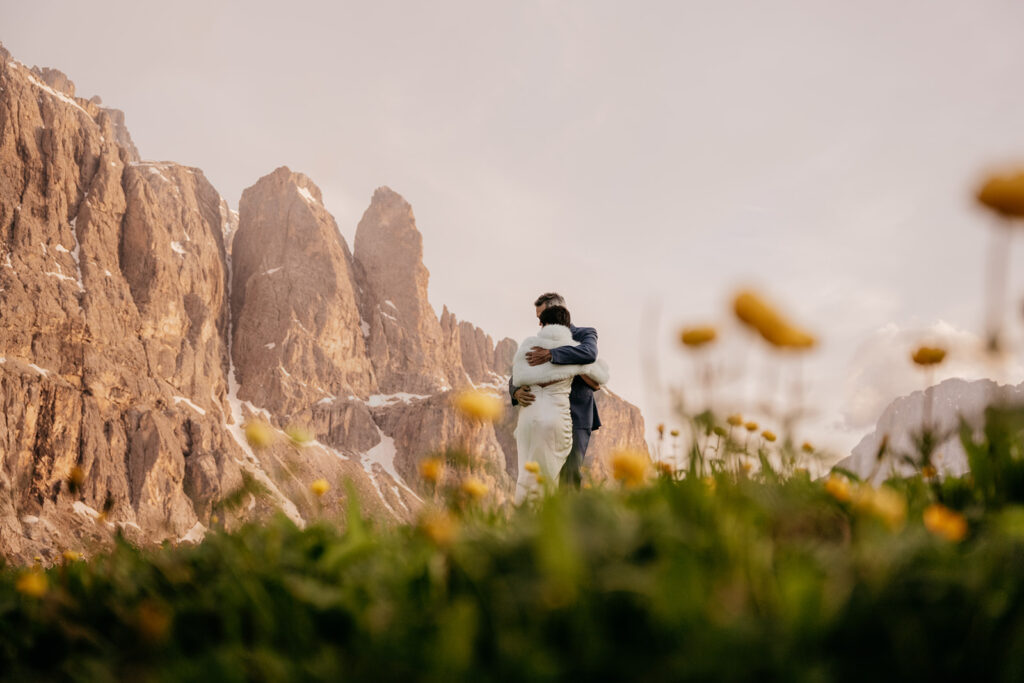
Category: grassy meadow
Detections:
[{"x1": 2, "y1": 170, "x2": 1024, "y2": 681}]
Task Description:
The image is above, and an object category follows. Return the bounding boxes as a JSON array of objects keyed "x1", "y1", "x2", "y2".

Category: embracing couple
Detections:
[{"x1": 509, "y1": 293, "x2": 609, "y2": 503}]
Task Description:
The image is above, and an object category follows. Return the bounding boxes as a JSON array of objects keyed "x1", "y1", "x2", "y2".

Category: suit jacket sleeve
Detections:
[{"x1": 549, "y1": 327, "x2": 598, "y2": 365}]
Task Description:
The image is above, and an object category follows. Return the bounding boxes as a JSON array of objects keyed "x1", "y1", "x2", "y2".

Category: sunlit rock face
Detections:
[
  {"x1": 0, "y1": 44, "x2": 648, "y2": 564},
  {"x1": 352, "y1": 186, "x2": 465, "y2": 395},
  {"x1": 835, "y1": 378, "x2": 1024, "y2": 484}
]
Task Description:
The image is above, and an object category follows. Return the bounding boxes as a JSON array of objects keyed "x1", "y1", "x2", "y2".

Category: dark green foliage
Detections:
[{"x1": 5, "y1": 407, "x2": 1024, "y2": 680}]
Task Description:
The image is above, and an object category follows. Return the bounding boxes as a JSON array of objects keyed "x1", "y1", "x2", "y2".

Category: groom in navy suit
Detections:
[{"x1": 509, "y1": 292, "x2": 601, "y2": 489}]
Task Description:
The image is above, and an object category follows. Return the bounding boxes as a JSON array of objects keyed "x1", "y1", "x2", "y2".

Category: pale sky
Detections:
[{"x1": 4, "y1": 0, "x2": 1024, "y2": 458}]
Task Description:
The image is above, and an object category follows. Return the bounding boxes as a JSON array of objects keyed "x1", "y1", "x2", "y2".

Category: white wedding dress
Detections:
[{"x1": 511, "y1": 324, "x2": 609, "y2": 503}]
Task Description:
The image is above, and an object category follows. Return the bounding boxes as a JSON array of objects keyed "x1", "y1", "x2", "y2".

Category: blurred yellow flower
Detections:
[
  {"x1": 419, "y1": 457, "x2": 444, "y2": 483},
  {"x1": 912, "y1": 346, "x2": 946, "y2": 366},
  {"x1": 310, "y1": 479, "x2": 330, "y2": 497},
  {"x1": 453, "y1": 389, "x2": 504, "y2": 422},
  {"x1": 210, "y1": 514, "x2": 219, "y2": 525},
  {"x1": 461, "y1": 477, "x2": 489, "y2": 500},
  {"x1": 524, "y1": 461, "x2": 540, "y2": 475},
  {"x1": 824, "y1": 474, "x2": 852, "y2": 503},
  {"x1": 921, "y1": 465, "x2": 938, "y2": 479},
  {"x1": 656, "y1": 461, "x2": 673, "y2": 476},
  {"x1": 244, "y1": 420, "x2": 274, "y2": 449},
  {"x1": 703, "y1": 477, "x2": 716, "y2": 492},
  {"x1": 924, "y1": 504, "x2": 967, "y2": 542},
  {"x1": 67, "y1": 465, "x2": 85, "y2": 493},
  {"x1": 610, "y1": 449, "x2": 650, "y2": 488},
  {"x1": 136, "y1": 601, "x2": 172, "y2": 643},
  {"x1": 761, "y1": 430, "x2": 777, "y2": 442},
  {"x1": 680, "y1": 326, "x2": 717, "y2": 347},
  {"x1": 726, "y1": 414, "x2": 744, "y2": 427},
  {"x1": 741, "y1": 462, "x2": 753, "y2": 473},
  {"x1": 853, "y1": 485, "x2": 907, "y2": 530},
  {"x1": 420, "y1": 508, "x2": 459, "y2": 546},
  {"x1": 745, "y1": 421, "x2": 759, "y2": 432},
  {"x1": 62, "y1": 550, "x2": 81, "y2": 562},
  {"x1": 16, "y1": 571, "x2": 47, "y2": 598},
  {"x1": 801, "y1": 441, "x2": 814, "y2": 453},
  {"x1": 712, "y1": 426, "x2": 728, "y2": 438},
  {"x1": 733, "y1": 290, "x2": 817, "y2": 350},
  {"x1": 977, "y1": 170, "x2": 1024, "y2": 219},
  {"x1": 285, "y1": 424, "x2": 313, "y2": 446},
  {"x1": 670, "y1": 429, "x2": 680, "y2": 437},
  {"x1": 536, "y1": 475, "x2": 546, "y2": 485},
  {"x1": 657, "y1": 423, "x2": 665, "y2": 437}
]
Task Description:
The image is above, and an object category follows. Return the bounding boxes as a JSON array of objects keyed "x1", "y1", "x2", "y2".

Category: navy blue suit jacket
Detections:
[{"x1": 509, "y1": 324, "x2": 601, "y2": 431}]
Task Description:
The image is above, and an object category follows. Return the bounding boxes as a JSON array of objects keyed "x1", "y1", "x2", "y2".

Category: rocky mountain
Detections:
[
  {"x1": 0, "y1": 45, "x2": 647, "y2": 564},
  {"x1": 834, "y1": 377, "x2": 1024, "y2": 484}
]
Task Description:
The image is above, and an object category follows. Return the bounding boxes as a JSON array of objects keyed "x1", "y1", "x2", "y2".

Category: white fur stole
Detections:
[{"x1": 511, "y1": 324, "x2": 610, "y2": 387}]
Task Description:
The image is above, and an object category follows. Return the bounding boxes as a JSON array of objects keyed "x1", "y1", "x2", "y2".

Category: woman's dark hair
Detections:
[{"x1": 539, "y1": 305, "x2": 571, "y2": 327}]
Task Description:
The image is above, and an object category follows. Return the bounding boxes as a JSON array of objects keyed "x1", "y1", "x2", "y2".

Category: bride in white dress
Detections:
[{"x1": 511, "y1": 307, "x2": 608, "y2": 503}]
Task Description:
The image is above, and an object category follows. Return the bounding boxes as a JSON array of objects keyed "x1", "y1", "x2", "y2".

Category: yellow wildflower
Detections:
[
  {"x1": 210, "y1": 514, "x2": 219, "y2": 525},
  {"x1": 801, "y1": 441, "x2": 814, "y2": 453},
  {"x1": 244, "y1": 420, "x2": 274, "y2": 449},
  {"x1": 657, "y1": 423, "x2": 665, "y2": 438},
  {"x1": 524, "y1": 461, "x2": 541, "y2": 475},
  {"x1": 726, "y1": 414, "x2": 744, "y2": 427},
  {"x1": 680, "y1": 326, "x2": 717, "y2": 347},
  {"x1": 912, "y1": 346, "x2": 946, "y2": 366},
  {"x1": 852, "y1": 485, "x2": 907, "y2": 530},
  {"x1": 712, "y1": 426, "x2": 728, "y2": 438},
  {"x1": 461, "y1": 477, "x2": 489, "y2": 501},
  {"x1": 285, "y1": 424, "x2": 313, "y2": 446},
  {"x1": 310, "y1": 479, "x2": 330, "y2": 497},
  {"x1": 136, "y1": 601, "x2": 172, "y2": 643},
  {"x1": 921, "y1": 465, "x2": 938, "y2": 479},
  {"x1": 15, "y1": 571, "x2": 48, "y2": 598},
  {"x1": 418, "y1": 457, "x2": 444, "y2": 483},
  {"x1": 420, "y1": 508, "x2": 459, "y2": 546},
  {"x1": 745, "y1": 421, "x2": 759, "y2": 432},
  {"x1": 656, "y1": 461, "x2": 673, "y2": 476},
  {"x1": 68, "y1": 466, "x2": 85, "y2": 493},
  {"x1": 610, "y1": 449, "x2": 650, "y2": 488},
  {"x1": 761, "y1": 430, "x2": 777, "y2": 442},
  {"x1": 670, "y1": 429, "x2": 680, "y2": 437},
  {"x1": 977, "y1": 170, "x2": 1024, "y2": 219},
  {"x1": 453, "y1": 389, "x2": 504, "y2": 422},
  {"x1": 924, "y1": 504, "x2": 967, "y2": 542},
  {"x1": 741, "y1": 462, "x2": 753, "y2": 473},
  {"x1": 62, "y1": 550, "x2": 81, "y2": 562},
  {"x1": 703, "y1": 477, "x2": 716, "y2": 492},
  {"x1": 733, "y1": 290, "x2": 817, "y2": 350},
  {"x1": 824, "y1": 474, "x2": 852, "y2": 503},
  {"x1": 536, "y1": 475, "x2": 546, "y2": 485}
]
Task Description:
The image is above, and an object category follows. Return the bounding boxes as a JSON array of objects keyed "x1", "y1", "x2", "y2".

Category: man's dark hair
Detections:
[
  {"x1": 539, "y1": 305, "x2": 571, "y2": 327},
  {"x1": 534, "y1": 292, "x2": 566, "y2": 309}
]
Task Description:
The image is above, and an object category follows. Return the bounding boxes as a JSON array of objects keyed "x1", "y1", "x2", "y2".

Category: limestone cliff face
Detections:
[
  {"x1": 121, "y1": 162, "x2": 231, "y2": 409},
  {"x1": 0, "y1": 47, "x2": 238, "y2": 560},
  {"x1": 353, "y1": 188, "x2": 463, "y2": 394},
  {"x1": 0, "y1": 45, "x2": 647, "y2": 564},
  {"x1": 231, "y1": 168, "x2": 377, "y2": 416}
]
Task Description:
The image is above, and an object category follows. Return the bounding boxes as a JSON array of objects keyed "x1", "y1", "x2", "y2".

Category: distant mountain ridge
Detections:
[
  {"x1": 835, "y1": 377, "x2": 1024, "y2": 483},
  {"x1": 0, "y1": 44, "x2": 646, "y2": 563}
]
